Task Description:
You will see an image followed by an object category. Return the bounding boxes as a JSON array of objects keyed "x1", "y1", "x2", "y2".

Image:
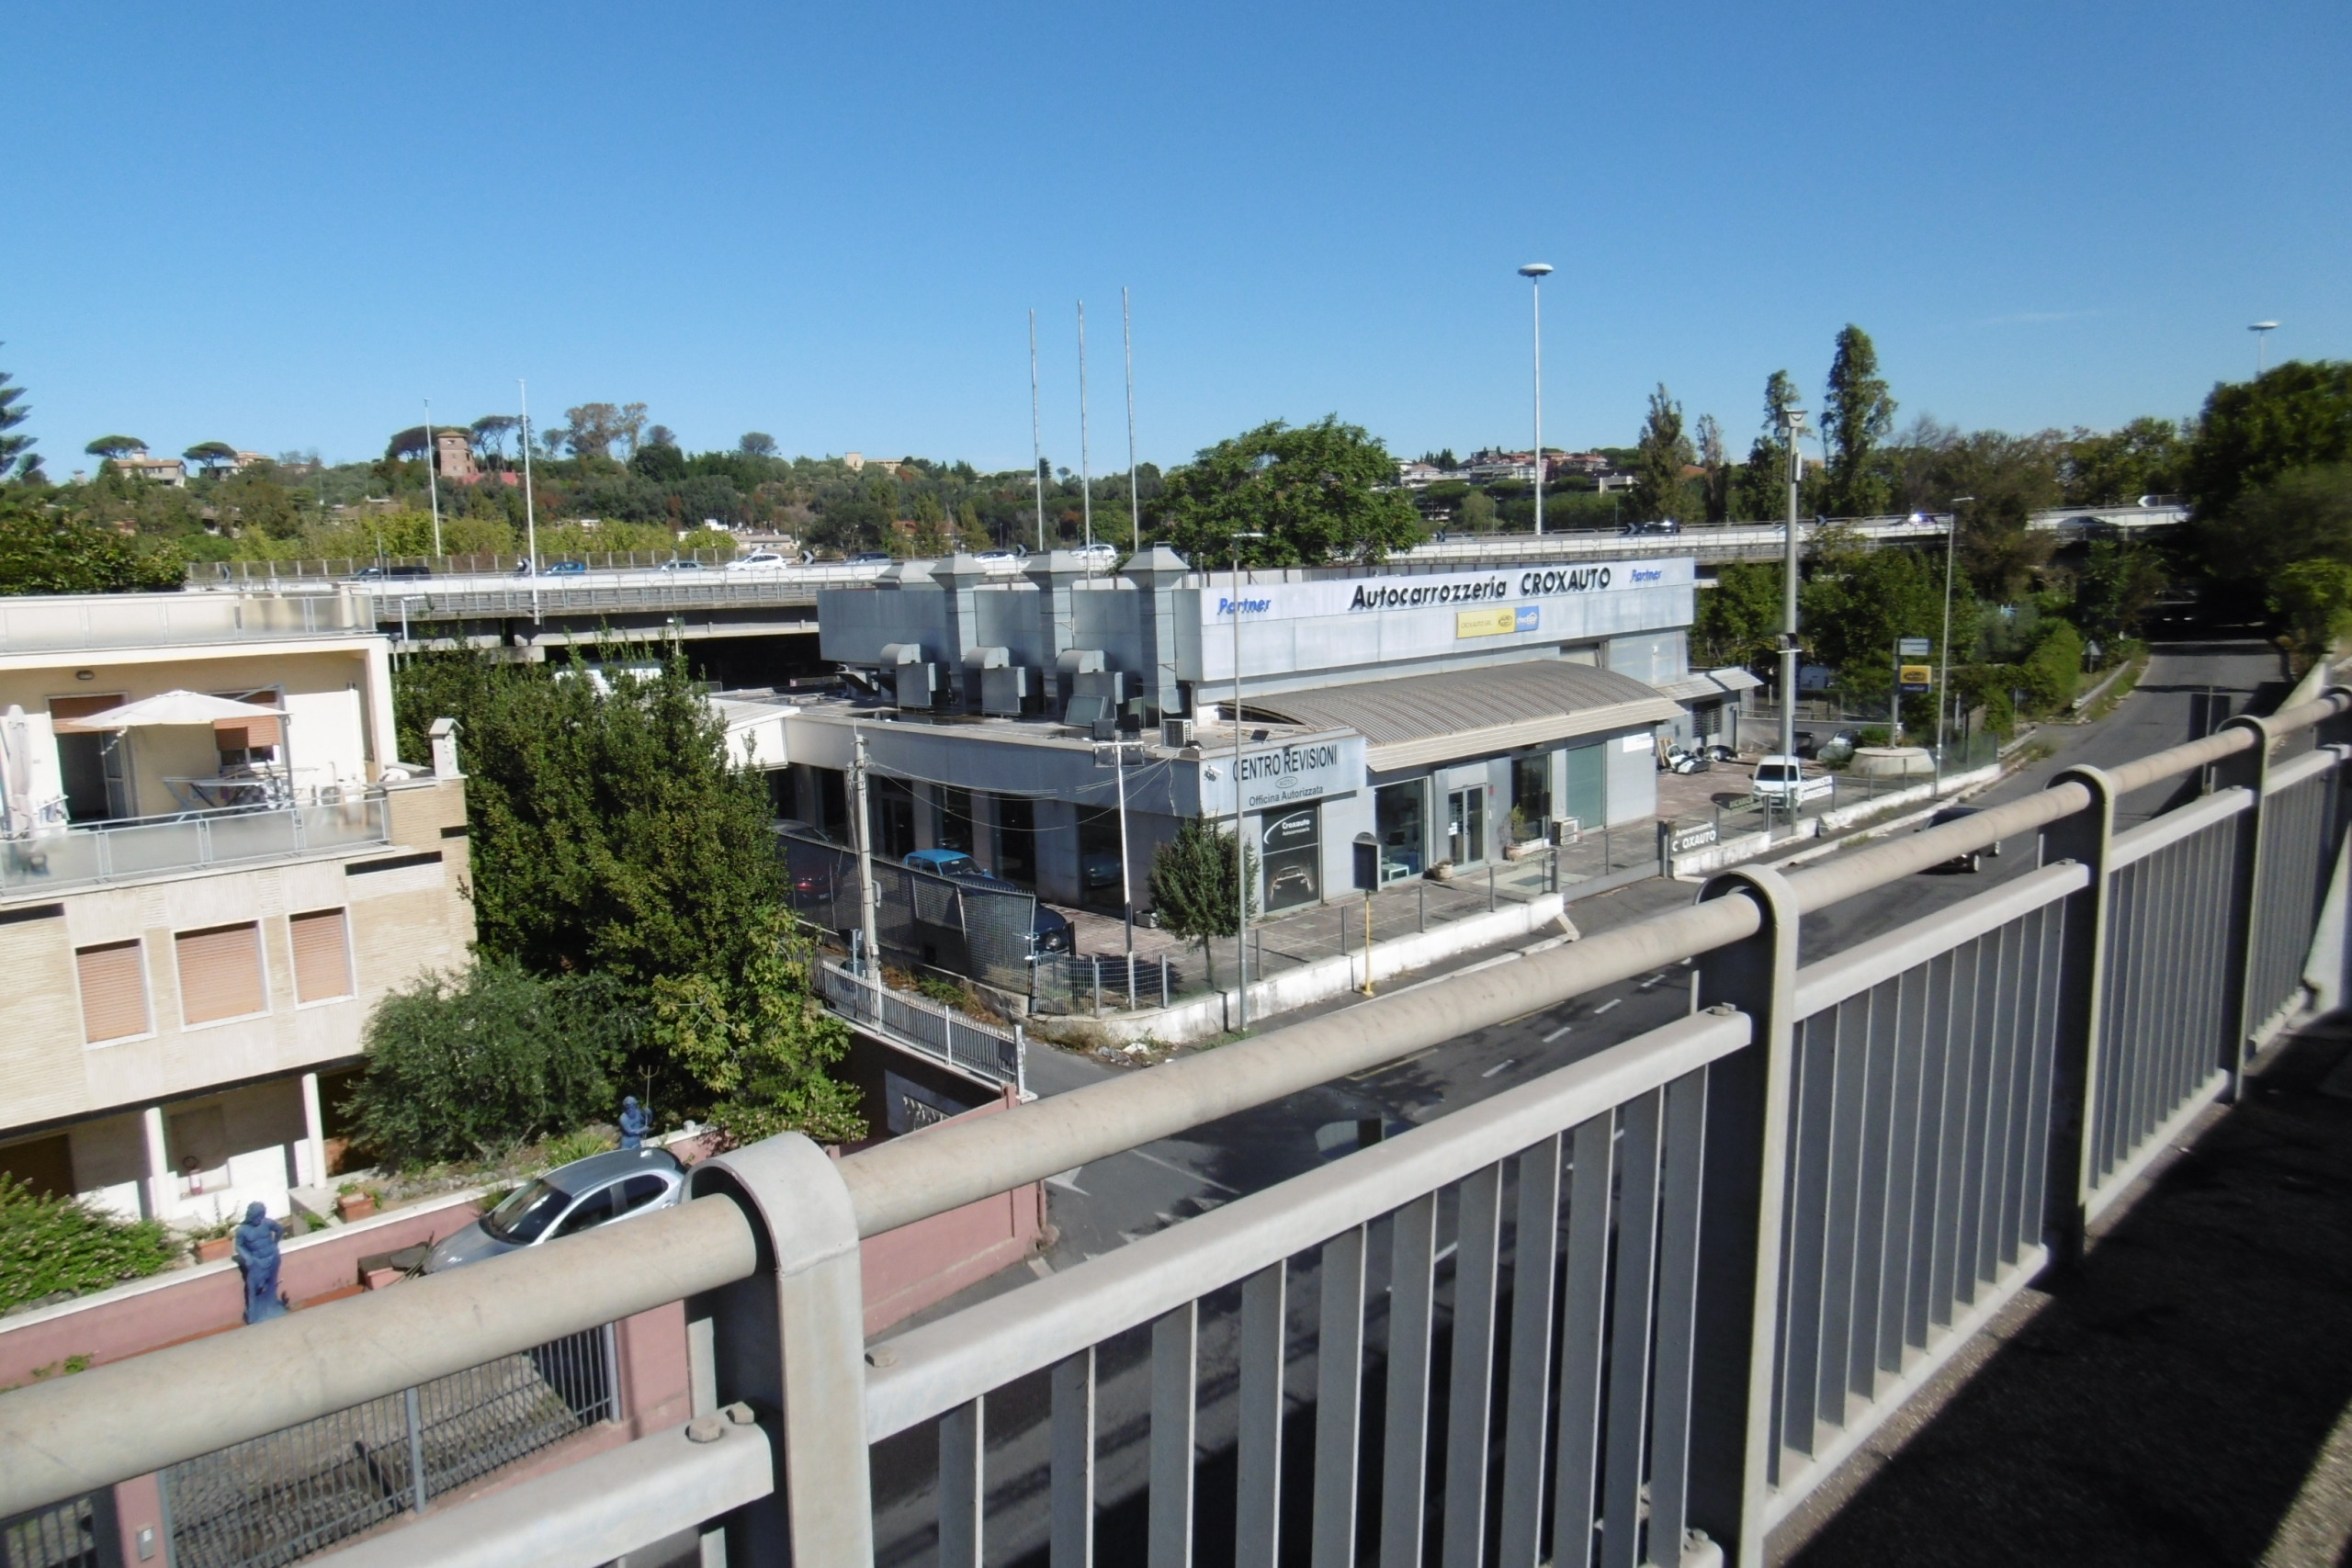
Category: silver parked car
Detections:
[{"x1": 422, "y1": 1146, "x2": 687, "y2": 1273}]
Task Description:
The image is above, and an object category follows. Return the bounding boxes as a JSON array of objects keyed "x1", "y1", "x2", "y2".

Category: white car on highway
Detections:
[{"x1": 1750, "y1": 754, "x2": 1834, "y2": 808}]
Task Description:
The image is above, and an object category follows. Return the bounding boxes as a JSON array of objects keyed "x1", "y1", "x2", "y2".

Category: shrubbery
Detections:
[
  {"x1": 0, "y1": 1175, "x2": 175, "y2": 1314},
  {"x1": 341, "y1": 964, "x2": 634, "y2": 1168}
]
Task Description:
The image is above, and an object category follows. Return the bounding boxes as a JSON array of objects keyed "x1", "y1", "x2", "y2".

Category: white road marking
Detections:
[
  {"x1": 1481, "y1": 1059, "x2": 1517, "y2": 1078},
  {"x1": 1046, "y1": 1168, "x2": 1088, "y2": 1194},
  {"x1": 1592, "y1": 998, "x2": 1623, "y2": 1015},
  {"x1": 1123, "y1": 1145, "x2": 1243, "y2": 1194},
  {"x1": 1543, "y1": 1023, "x2": 1575, "y2": 1043}
]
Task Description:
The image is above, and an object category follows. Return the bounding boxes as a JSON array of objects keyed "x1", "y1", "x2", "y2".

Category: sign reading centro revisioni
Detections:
[{"x1": 1207, "y1": 558, "x2": 1686, "y2": 622}]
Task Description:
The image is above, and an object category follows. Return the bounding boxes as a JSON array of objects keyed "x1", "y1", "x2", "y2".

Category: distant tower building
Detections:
[
  {"x1": 435, "y1": 429, "x2": 478, "y2": 482},
  {"x1": 843, "y1": 451, "x2": 865, "y2": 472}
]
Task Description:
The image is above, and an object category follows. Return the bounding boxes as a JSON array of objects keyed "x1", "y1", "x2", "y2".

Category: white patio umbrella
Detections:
[
  {"x1": 1, "y1": 705, "x2": 33, "y2": 836},
  {"x1": 76, "y1": 690, "x2": 296, "y2": 807}
]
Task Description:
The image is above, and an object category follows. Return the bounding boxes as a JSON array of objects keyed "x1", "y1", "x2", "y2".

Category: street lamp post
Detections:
[
  {"x1": 1519, "y1": 264, "x2": 1554, "y2": 536},
  {"x1": 2250, "y1": 321, "x2": 2279, "y2": 377},
  {"x1": 1778, "y1": 408, "x2": 1809, "y2": 773},
  {"x1": 1229, "y1": 529, "x2": 1266, "y2": 1032},
  {"x1": 1937, "y1": 496, "x2": 1974, "y2": 784}
]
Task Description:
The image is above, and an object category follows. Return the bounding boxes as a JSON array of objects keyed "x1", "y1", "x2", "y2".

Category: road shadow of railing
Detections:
[{"x1": 1774, "y1": 1019, "x2": 2352, "y2": 1568}]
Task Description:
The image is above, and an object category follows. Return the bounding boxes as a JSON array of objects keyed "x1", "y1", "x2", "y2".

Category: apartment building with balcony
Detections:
[{"x1": 0, "y1": 591, "x2": 474, "y2": 1230}]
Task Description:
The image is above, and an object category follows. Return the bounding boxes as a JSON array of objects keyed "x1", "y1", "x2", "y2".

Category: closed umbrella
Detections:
[{"x1": 1, "y1": 705, "x2": 32, "y2": 837}]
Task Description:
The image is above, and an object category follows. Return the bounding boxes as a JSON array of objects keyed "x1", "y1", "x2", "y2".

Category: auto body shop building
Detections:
[{"x1": 769, "y1": 547, "x2": 1750, "y2": 919}]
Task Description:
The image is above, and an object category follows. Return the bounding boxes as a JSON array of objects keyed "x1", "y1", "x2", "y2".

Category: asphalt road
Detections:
[{"x1": 870, "y1": 637, "x2": 2290, "y2": 1567}]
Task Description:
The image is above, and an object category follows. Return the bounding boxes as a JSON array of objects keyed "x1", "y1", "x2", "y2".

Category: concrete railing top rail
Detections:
[{"x1": 6, "y1": 683, "x2": 2342, "y2": 1522}]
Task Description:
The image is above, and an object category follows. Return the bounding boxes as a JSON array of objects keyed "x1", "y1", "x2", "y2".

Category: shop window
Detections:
[
  {"x1": 870, "y1": 777, "x2": 917, "y2": 860},
  {"x1": 1511, "y1": 754, "x2": 1552, "y2": 826},
  {"x1": 289, "y1": 908, "x2": 353, "y2": 1003},
  {"x1": 75, "y1": 939, "x2": 150, "y2": 1043},
  {"x1": 1374, "y1": 782, "x2": 1425, "y2": 883},
  {"x1": 1077, "y1": 806, "x2": 1125, "y2": 912},
  {"x1": 813, "y1": 767, "x2": 850, "y2": 842},
  {"x1": 1261, "y1": 802, "x2": 1322, "y2": 911},
  {"x1": 1564, "y1": 743, "x2": 1606, "y2": 831},
  {"x1": 936, "y1": 786, "x2": 975, "y2": 855},
  {"x1": 176, "y1": 922, "x2": 266, "y2": 1025},
  {"x1": 994, "y1": 795, "x2": 1037, "y2": 886}
]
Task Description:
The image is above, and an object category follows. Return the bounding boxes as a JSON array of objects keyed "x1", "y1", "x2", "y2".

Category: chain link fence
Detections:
[{"x1": 159, "y1": 1325, "x2": 616, "y2": 1568}]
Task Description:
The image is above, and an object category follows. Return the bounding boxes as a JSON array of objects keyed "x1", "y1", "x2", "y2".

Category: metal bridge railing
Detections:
[
  {"x1": 819, "y1": 961, "x2": 1024, "y2": 1092},
  {"x1": 3, "y1": 691, "x2": 2348, "y2": 1568}
]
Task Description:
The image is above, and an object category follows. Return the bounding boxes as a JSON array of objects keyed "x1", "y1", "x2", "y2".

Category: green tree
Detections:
[
  {"x1": 1629, "y1": 385, "x2": 1695, "y2": 524},
  {"x1": 1733, "y1": 370, "x2": 1801, "y2": 521},
  {"x1": 2013, "y1": 619, "x2": 2084, "y2": 715},
  {"x1": 2075, "y1": 539, "x2": 2167, "y2": 638},
  {"x1": 469, "y1": 415, "x2": 520, "y2": 462},
  {"x1": 649, "y1": 908, "x2": 864, "y2": 1147},
  {"x1": 341, "y1": 963, "x2": 630, "y2": 1168},
  {"x1": 2198, "y1": 464, "x2": 2352, "y2": 584},
  {"x1": 392, "y1": 649, "x2": 788, "y2": 985},
  {"x1": 1456, "y1": 489, "x2": 1498, "y2": 533},
  {"x1": 0, "y1": 350, "x2": 35, "y2": 482},
  {"x1": 1147, "y1": 818, "x2": 1256, "y2": 990},
  {"x1": 385, "y1": 427, "x2": 432, "y2": 462},
  {"x1": 1799, "y1": 535, "x2": 1962, "y2": 700},
  {"x1": 214, "y1": 463, "x2": 307, "y2": 540},
  {"x1": 1693, "y1": 412, "x2": 1731, "y2": 524},
  {"x1": 739, "y1": 432, "x2": 778, "y2": 458},
  {"x1": 2064, "y1": 417, "x2": 2188, "y2": 504},
  {"x1": 1151, "y1": 417, "x2": 1422, "y2": 567},
  {"x1": 84, "y1": 435, "x2": 146, "y2": 460},
  {"x1": 183, "y1": 441, "x2": 238, "y2": 477},
  {"x1": 2183, "y1": 361, "x2": 2352, "y2": 519},
  {"x1": 1692, "y1": 559, "x2": 1784, "y2": 671},
  {"x1": 0, "y1": 491, "x2": 185, "y2": 593},
  {"x1": 1822, "y1": 325, "x2": 1897, "y2": 517},
  {"x1": 630, "y1": 441, "x2": 689, "y2": 483},
  {"x1": 2270, "y1": 558, "x2": 2352, "y2": 668}
]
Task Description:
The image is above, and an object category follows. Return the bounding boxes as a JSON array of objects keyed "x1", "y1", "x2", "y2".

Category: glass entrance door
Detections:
[
  {"x1": 1446, "y1": 785, "x2": 1487, "y2": 867},
  {"x1": 1374, "y1": 782, "x2": 1425, "y2": 883}
]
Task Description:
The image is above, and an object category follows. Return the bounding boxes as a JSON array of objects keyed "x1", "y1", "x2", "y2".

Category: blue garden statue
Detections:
[
  {"x1": 234, "y1": 1201, "x2": 288, "y2": 1325},
  {"x1": 618, "y1": 1096, "x2": 650, "y2": 1150}
]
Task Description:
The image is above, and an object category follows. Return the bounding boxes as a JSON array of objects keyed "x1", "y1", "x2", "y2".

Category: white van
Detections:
[{"x1": 1751, "y1": 754, "x2": 1834, "y2": 807}]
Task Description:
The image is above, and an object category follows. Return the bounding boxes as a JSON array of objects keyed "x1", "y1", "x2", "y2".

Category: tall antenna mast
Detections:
[
  {"x1": 1028, "y1": 310, "x2": 1046, "y2": 553},
  {"x1": 1123, "y1": 287, "x2": 1140, "y2": 553},
  {"x1": 1078, "y1": 300, "x2": 1093, "y2": 553},
  {"x1": 519, "y1": 379, "x2": 540, "y2": 624},
  {"x1": 422, "y1": 400, "x2": 442, "y2": 559}
]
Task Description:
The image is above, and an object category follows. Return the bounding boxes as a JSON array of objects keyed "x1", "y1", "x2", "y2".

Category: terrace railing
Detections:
[
  {"x1": 1, "y1": 691, "x2": 2346, "y2": 1568},
  {"x1": 0, "y1": 795, "x2": 391, "y2": 899}
]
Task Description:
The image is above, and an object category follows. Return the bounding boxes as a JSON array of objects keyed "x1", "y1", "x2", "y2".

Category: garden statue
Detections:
[
  {"x1": 618, "y1": 1096, "x2": 650, "y2": 1150},
  {"x1": 234, "y1": 1201, "x2": 288, "y2": 1325}
]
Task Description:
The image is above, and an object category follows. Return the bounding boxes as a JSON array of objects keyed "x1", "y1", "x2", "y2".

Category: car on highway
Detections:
[
  {"x1": 726, "y1": 550, "x2": 787, "y2": 571},
  {"x1": 972, "y1": 549, "x2": 1023, "y2": 567},
  {"x1": 846, "y1": 551, "x2": 894, "y2": 566},
  {"x1": 902, "y1": 848, "x2": 1076, "y2": 954},
  {"x1": 511, "y1": 559, "x2": 588, "y2": 576},
  {"x1": 349, "y1": 564, "x2": 432, "y2": 581},
  {"x1": 421, "y1": 1147, "x2": 686, "y2": 1273},
  {"x1": 1619, "y1": 519, "x2": 1681, "y2": 536},
  {"x1": 1071, "y1": 541, "x2": 1119, "y2": 566},
  {"x1": 656, "y1": 558, "x2": 706, "y2": 572},
  {"x1": 1919, "y1": 805, "x2": 2001, "y2": 873}
]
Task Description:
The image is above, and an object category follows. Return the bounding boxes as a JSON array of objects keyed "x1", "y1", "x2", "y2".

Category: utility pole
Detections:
[
  {"x1": 1078, "y1": 300, "x2": 1093, "y2": 552},
  {"x1": 1123, "y1": 287, "x2": 1141, "y2": 554},
  {"x1": 1114, "y1": 734, "x2": 1134, "y2": 974},
  {"x1": 1519, "y1": 264, "x2": 1554, "y2": 535},
  {"x1": 1230, "y1": 531, "x2": 1264, "y2": 1031},
  {"x1": 852, "y1": 728, "x2": 881, "y2": 974},
  {"x1": 1029, "y1": 310, "x2": 1046, "y2": 553},
  {"x1": 422, "y1": 400, "x2": 442, "y2": 560},
  {"x1": 519, "y1": 379, "x2": 540, "y2": 625},
  {"x1": 1778, "y1": 408, "x2": 1809, "y2": 772},
  {"x1": 1937, "y1": 496, "x2": 1973, "y2": 784}
]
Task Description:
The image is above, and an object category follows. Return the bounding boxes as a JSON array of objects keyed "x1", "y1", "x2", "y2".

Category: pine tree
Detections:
[
  {"x1": 1630, "y1": 385, "x2": 1694, "y2": 525},
  {"x1": 1147, "y1": 818, "x2": 1257, "y2": 989},
  {"x1": 0, "y1": 349, "x2": 37, "y2": 482},
  {"x1": 1823, "y1": 326, "x2": 1897, "y2": 518}
]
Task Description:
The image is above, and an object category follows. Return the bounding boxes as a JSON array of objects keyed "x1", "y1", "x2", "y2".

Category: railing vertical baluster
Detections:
[
  {"x1": 1497, "y1": 1136, "x2": 1563, "y2": 1568},
  {"x1": 1237, "y1": 1262, "x2": 1288, "y2": 1568},
  {"x1": 1599, "y1": 1091, "x2": 1663, "y2": 1568},
  {"x1": 1684, "y1": 867, "x2": 1800, "y2": 1568},
  {"x1": 1149, "y1": 1303, "x2": 1197, "y2": 1568},
  {"x1": 1441, "y1": 1163, "x2": 1503, "y2": 1568},
  {"x1": 1311, "y1": 1229, "x2": 1366, "y2": 1568},
  {"x1": 403, "y1": 1385, "x2": 427, "y2": 1513},
  {"x1": 1550, "y1": 1114, "x2": 1615, "y2": 1568},
  {"x1": 1051, "y1": 1348, "x2": 1095, "y2": 1568},
  {"x1": 1381, "y1": 1195, "x2": 1439, "y2": 1568},
  {"x1": 1645, "y1": 1068, "x2": 1712, "y2": 1568},
  {"x1": 2215, "y1": 716, "x2": 2273, "y2": 1096},
  {"x1": 938, "y1": 1399, "x2": 984, "y2": 1568}
]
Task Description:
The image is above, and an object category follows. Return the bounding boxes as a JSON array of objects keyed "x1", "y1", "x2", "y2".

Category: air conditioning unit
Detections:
[
  {"x1": 1162, "y1": 717, "x2": 1193, "y2": 749},
  {"x1": 980, "y1": 665, "x2": 1034, "y2": 716},
  {"x1": 892, "y1": 662, "x2": 938, "y2": 709}
]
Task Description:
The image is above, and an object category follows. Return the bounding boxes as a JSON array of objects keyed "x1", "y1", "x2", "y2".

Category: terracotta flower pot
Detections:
[
  {"x1": 197, "y1": 1235, "x2": 233, "y2": 1263},
  {"x1": 338, "y1": 1193, "x2": 377, "y2": 1221}
]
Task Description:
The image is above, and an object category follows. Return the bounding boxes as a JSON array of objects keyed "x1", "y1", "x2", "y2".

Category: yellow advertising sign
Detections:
[
  {"x1": 1898, "y1": 664, "x2": 1934, "y2": 691},
  {"x1": 1455, "y1": 605, "x2": 1517, "y2": 638}
]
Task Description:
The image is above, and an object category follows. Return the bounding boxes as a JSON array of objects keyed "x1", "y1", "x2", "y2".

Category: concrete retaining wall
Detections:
[{"x1": 1668, "y1": 761, "x2": 2004, "y2": 879}]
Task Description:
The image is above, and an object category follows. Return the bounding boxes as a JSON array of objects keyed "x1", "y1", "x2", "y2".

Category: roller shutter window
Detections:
[
  {"x1": 176, "y1": 922, "x2": 266, "y2": 1025},
  {"x1": 289, "y1": 908, "x2": 353, "y2": 1003},
  {"x1": 75, "y1": 940, "x2": 150, "y2": 1043}
]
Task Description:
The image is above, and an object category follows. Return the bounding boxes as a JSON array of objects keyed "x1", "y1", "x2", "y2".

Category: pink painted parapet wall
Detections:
[{"x1": 0, "y1": 1192, "x2": 486, "y2": 1390}]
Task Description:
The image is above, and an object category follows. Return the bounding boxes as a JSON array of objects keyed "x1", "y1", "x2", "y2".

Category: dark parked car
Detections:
[
  {"x1": 350, "y1": 564, "x2": 433, "y2": 581},
  {"x1": 1919, "y1": 805, "x2": 2001, "y2": 873},
  {"x1": 846, "y1": 551, "x2": 894, "y2": 566},
  {"x1": 903, "y1": 849, "x2": 1076, "y2": 953}
]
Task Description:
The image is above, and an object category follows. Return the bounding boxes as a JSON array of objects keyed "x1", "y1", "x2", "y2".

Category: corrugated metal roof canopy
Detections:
[{"x1": 1244, "y1": 660, "x2": 1682, "y2": 771}]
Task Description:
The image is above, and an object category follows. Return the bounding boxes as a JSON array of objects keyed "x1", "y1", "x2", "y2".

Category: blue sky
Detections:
[{"x1": 5, "y1": 2, "x2": 2346, "y2": 473}]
